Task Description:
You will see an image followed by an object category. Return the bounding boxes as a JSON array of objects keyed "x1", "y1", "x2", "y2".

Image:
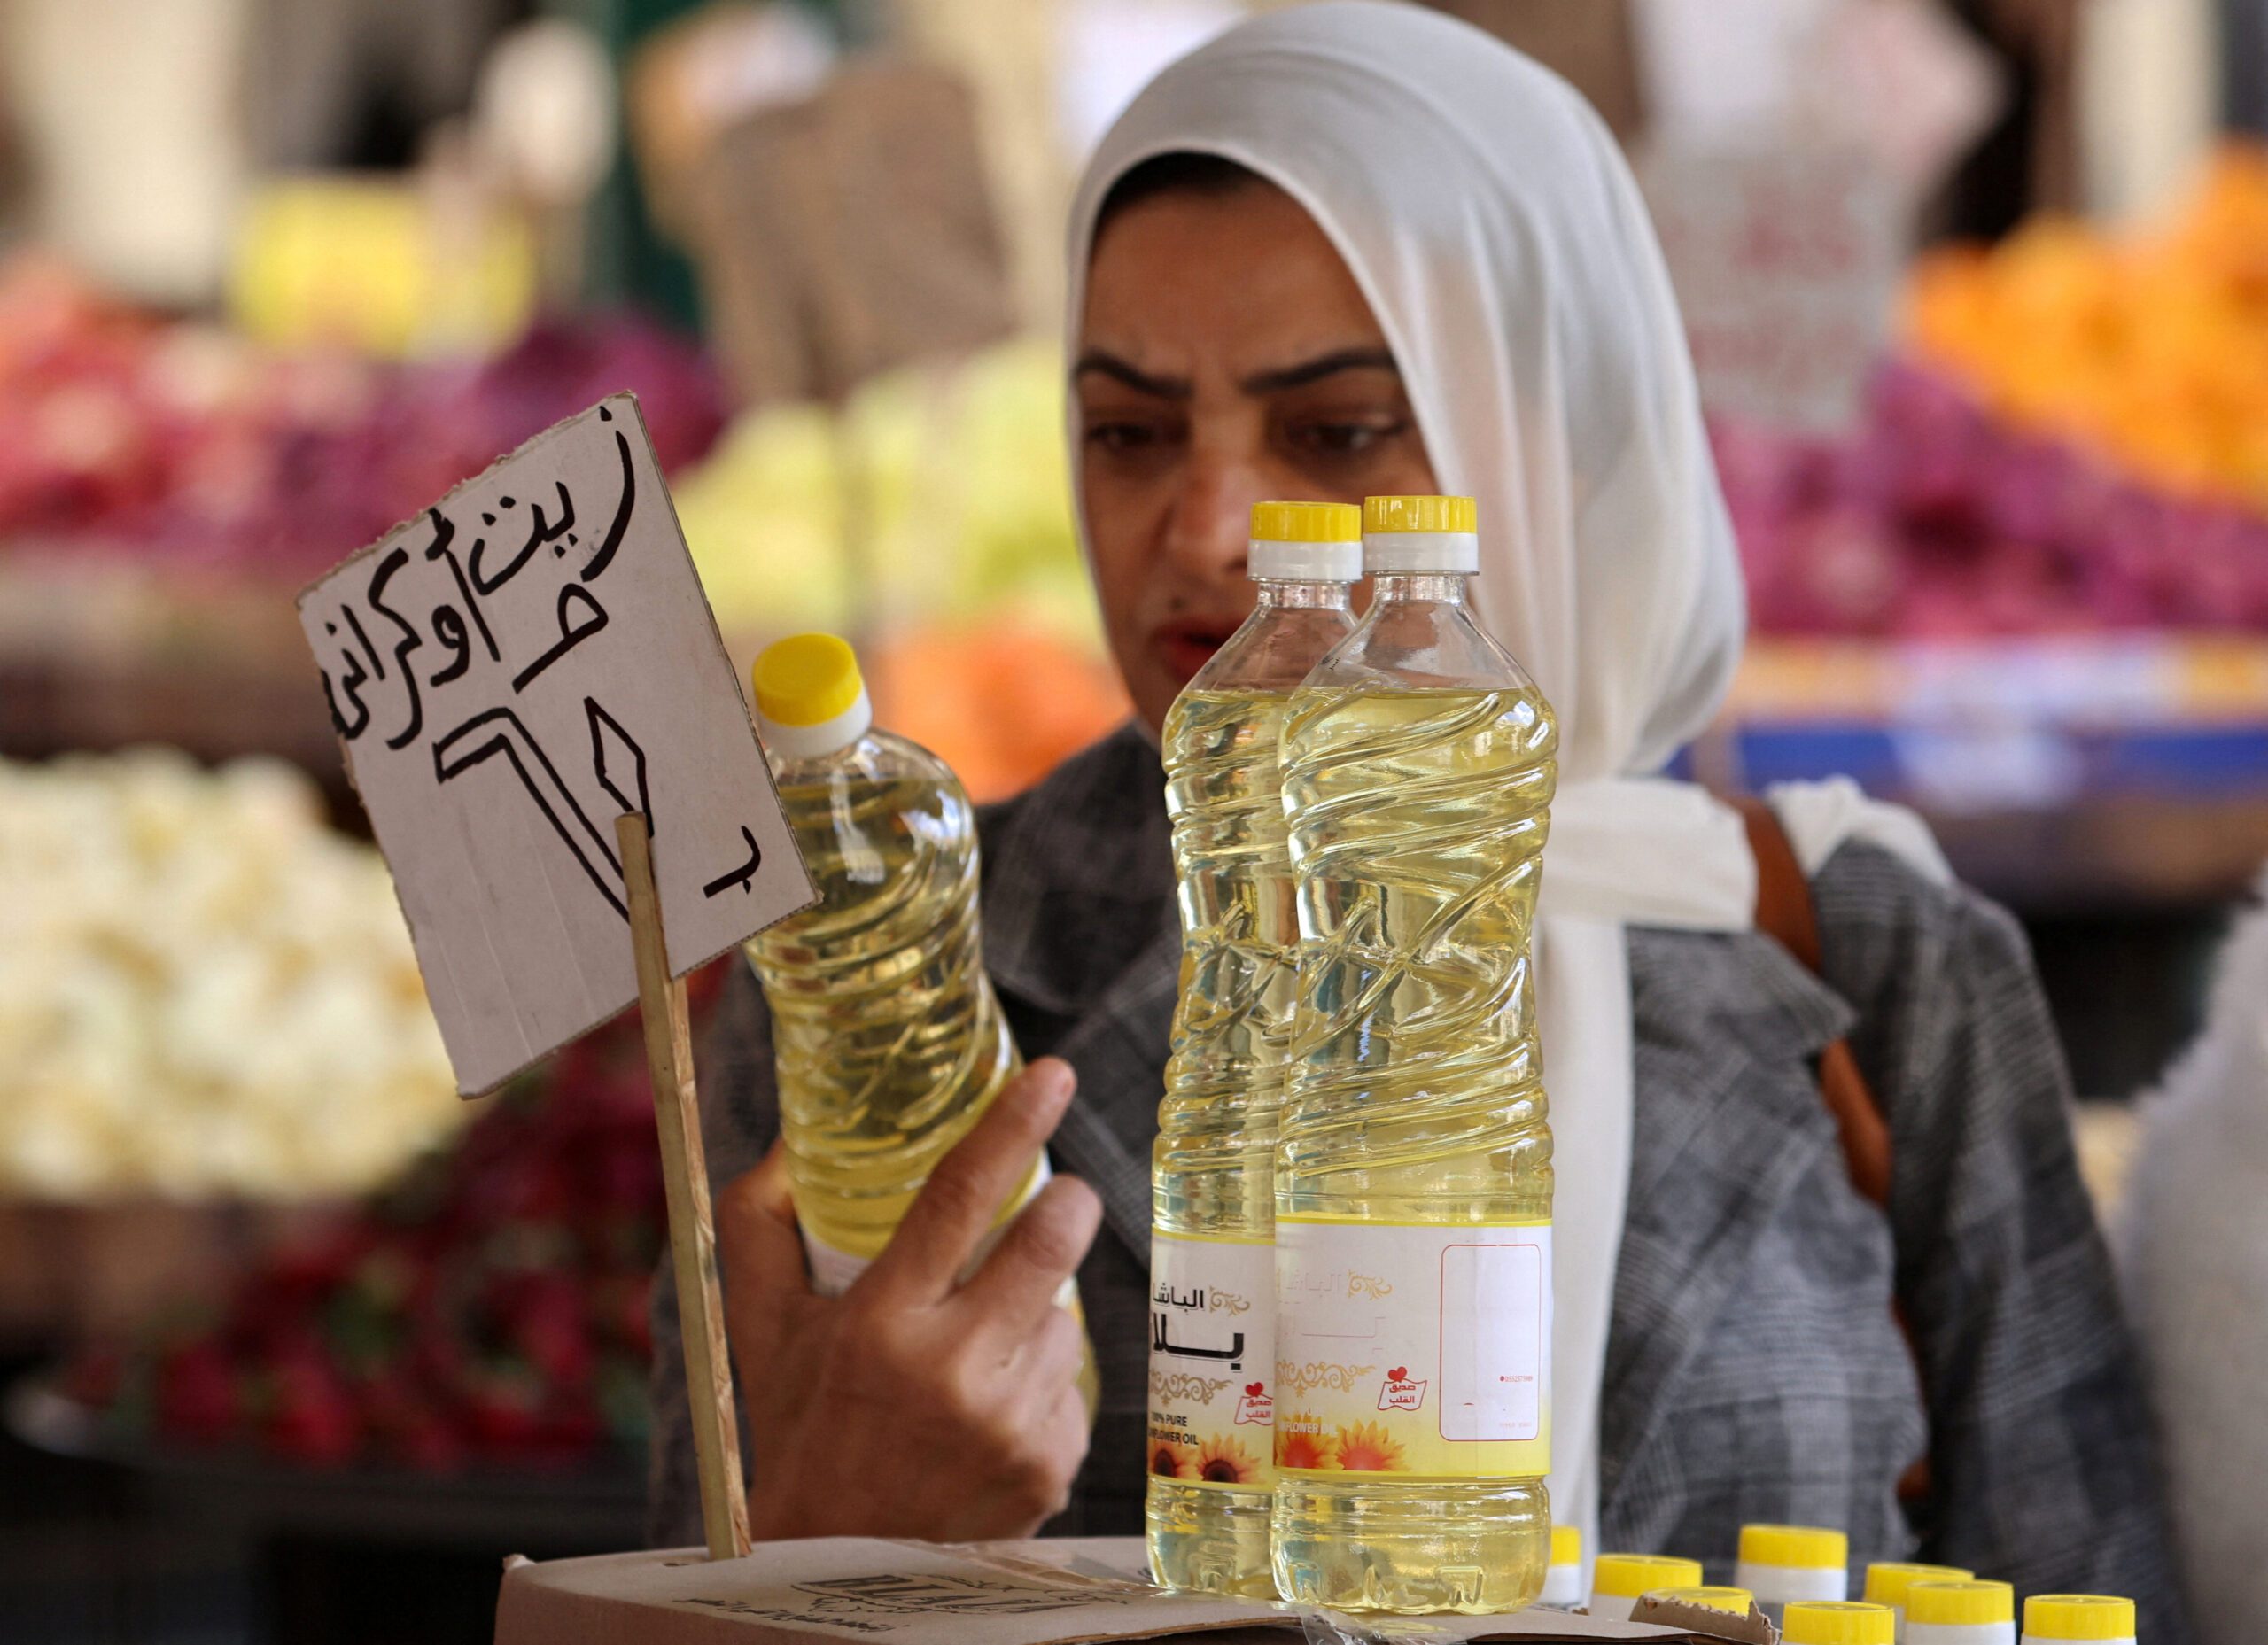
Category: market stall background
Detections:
[{"x1": 0, "y1": 1, "x2": 2261, "y2": 1641}]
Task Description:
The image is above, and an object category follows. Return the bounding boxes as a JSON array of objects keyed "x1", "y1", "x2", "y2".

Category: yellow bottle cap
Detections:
[
  {"x1": 1908, "y1": 1580, "x2": 2016, "y2": 1628},
  {"x1": 1251, "y1": 500, "x2": 1360, "y2": 542},
  {"x1": 2023, "y1": 1595, "x2": 2137, "y2": 1641},
  {"x1": 1592, "y1": 1554, "x2": 1705, "y2": 1598},
  {"x1": 751, "y1": 632, "x2": 873, "y2": 757},
  {"x1": 1739, "y1": 1524, "x2": 1850, "y2": 1570},
  {"x1": 1648, "y1": 1586, "x2": 1754, "y2": 1616},
  {"x1": 1550, "y1": 1524, "x2": 1581, "y2": 1567},
  {"x1": 1248, "y1": 500, "x2": 1363, "y2": 580},
  {"x1": 1865, "y1": 1563, "x2": 1976, "y2": 1609},
  {"x1": 1363, "y1": 493, "x2": 1477, "y2": 533},
  {"x1": 1783, "y1": 1601, "x2": 1896, "y2": 1645},
  {"x1": 753, "y1": 633, "x2": 864, "y2": 727}
]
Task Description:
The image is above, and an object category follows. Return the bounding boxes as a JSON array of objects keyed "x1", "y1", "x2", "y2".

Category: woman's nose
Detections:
[{"x1": 1159, "y1": 455, "x2": 1261, "y2": 584}]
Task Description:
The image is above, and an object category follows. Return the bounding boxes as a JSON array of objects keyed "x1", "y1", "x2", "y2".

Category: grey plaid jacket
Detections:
[{"x1": 650, "y1": 724, "x2": 2193, "y2": 1641}]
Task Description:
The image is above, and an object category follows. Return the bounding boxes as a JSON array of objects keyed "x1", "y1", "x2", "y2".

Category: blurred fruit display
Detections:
[
  {"x1": 1708, "y1": 147, "x2": 2268, "y2": 644},
  {"x1": 672, "y1": 338, "x2": 1133, "y2": 799},
  {"x1": 0, "y1": 254, "x2": 726, "y2": 578},
  {"x1": 0, "y1": 749, "x2": 459, "y2": 1199},
  {"x1": 227, "y1": 178, "x2": 540, "y2": 362},
  {"x1": 867, "y1": 623, "x2": 1130, "y2": 804},
  {"x1": 1907, "y1": 144, "x2": 2268, "y2": 512},
  {"x1": 1714, "y1": 361, "x2": 2268, "y2": 639},
  {"x1": 673, "y1": 339, "x2": 1103, "y2": 648},
  {"x1": 56, "y1": 980, "x2": 700, "y2": 1472}
]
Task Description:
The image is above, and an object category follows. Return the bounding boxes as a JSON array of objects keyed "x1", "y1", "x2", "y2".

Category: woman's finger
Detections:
[
  {"x1": 863, "y1": 1059, "x2": 1078, "y2": 1305},
  {"x1": 958, "y1": 1174, "x2": 1102, "y2": 1331},
  {"x1": 1016, "y1": 1300, "x2": 1090, "y2": 1413},
  {"x1": 716, "y1": 1141, "x2": 812, "y2": 1311}
]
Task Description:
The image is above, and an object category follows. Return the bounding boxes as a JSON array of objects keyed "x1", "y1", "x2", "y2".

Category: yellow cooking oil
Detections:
[
  {"x1": 744, "y1": 633, "x2": 1095, "y2": 1408},
  {"x1": 1149, "y1": 502, "x2": 1360, "y2": 1597},
  {"x1": 1272, "y1": 496, "x2": 1559, "y2": 1614}
]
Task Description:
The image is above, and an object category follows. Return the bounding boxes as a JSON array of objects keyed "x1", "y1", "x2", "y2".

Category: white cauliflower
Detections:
[{"x1": 0, "y1": 749, "x2": 462, "y2": 1199}]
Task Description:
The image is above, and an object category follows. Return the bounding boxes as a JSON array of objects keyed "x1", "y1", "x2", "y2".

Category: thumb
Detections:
[{"x1": 716, "y1": 1141, "x2": 812, "y2": 1311}]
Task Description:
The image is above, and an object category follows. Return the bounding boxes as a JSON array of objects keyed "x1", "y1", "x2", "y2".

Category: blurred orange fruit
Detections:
[{"x1": 1905, "y1": 143, "x2": 2268, "y2": 513}]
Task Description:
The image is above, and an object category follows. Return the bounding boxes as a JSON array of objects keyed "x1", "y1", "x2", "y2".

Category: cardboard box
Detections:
[{"x1": 494, "y1": 1537, "x2": 1731, "y2": 1644}]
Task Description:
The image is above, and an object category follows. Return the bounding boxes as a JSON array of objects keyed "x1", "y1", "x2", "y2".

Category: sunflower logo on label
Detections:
[
  {"x1": 1234, "y1": 1380, "x2": 1273, "y2": 1426},
  {"x1": 1377, "y1": 1365, "x2": 1426, "y2": 1414}
]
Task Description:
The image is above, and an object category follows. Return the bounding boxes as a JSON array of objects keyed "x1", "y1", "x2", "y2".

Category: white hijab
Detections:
[{"x1": 1066, "y1": 0, "x2": 1948, "y2": 1564}]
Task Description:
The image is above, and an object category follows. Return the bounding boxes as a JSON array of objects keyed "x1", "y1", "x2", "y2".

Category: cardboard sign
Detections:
[
  {"x1": 493, "y1": 1538, "x2": 1720, "y2": 1644},
  {"x1": 299, "y1": 395, "x2": 812, "y2": 1095},
  {"x1": 1639, "y1": 142, "x2": 1901, "y2": 433}
]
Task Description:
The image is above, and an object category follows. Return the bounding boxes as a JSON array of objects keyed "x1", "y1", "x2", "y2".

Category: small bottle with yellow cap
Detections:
[
  {"x1": 1784, "y1": 1600, "x2": 1899, "y2": 1645},
  {"x1": 2023, "y1": 1595, "x2": 2137, "y2": 1645},
  {"x1": 1588, "y1": 1554, "x2": 1705, "y2": 1623},
  {"x1": 1906, "y1": 1579, "x2": 2016, "y2": 1645},
  {"x1": 1272, "y1": 495, "x2": 1561, "y2": 1614},
  {"x1": 1736, "y1": 1525, "x2": 1851, "y2": 1628},
  {"x1": 1864, "y1": 1563, "x2": 1976, "y2": 1642},
  {"x1": 1147, "y1": 501, "x2": 1360, "y2": 1598},
  {"x1": 1539, "y1": 1524, "x2": 1585, "y2": 1609},
  {"x1": 743, "y1": 633, "x2": 1091, "y2": 1407}
]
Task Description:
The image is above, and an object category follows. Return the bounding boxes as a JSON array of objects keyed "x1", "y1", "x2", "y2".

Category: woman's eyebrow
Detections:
[
  {"x1": 1072, "y1": 351, "x2": 1191, "y2": 400},
  {"x1": 1238, "y1": 347, "x2": 1400, "y2": 395}
]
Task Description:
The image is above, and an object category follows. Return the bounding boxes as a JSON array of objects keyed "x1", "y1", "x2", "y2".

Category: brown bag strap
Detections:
[
  {"x1": 1736, "y1": 796, "x2": 1931, "y2": 1502},
  {"x1": 1736, "y1": 798, "x2": 1893, "y2": 1208}
]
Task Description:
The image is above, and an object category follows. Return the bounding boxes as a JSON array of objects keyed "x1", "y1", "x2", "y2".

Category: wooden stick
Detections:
[{"x1": 617, "y1": 812, "x2": 751, "y2": 1561}]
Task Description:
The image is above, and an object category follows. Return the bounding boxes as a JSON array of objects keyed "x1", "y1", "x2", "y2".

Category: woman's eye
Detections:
[
  {"x1": 1084, "y1": 419, "x2": 1169, "y2": 454},
  {"x1": 1285, "y1": 417, "x2": 1407, "y2": 456}
]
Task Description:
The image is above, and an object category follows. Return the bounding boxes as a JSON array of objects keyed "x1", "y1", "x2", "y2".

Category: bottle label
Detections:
[
  {"x1": 1146, "y1": 1230, "x2": 1277, "y2": 1491},
  {"x1": 799, "y1": 1154, "x2": 1054, "y2": 1300},
  {"x1": 1273, "y1": 1218, "x2": 1551, "y2": 1478}
]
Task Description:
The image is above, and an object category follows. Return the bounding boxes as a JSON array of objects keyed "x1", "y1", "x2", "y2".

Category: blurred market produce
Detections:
[
  {"x1": 673, "y1": 341, "x2": 1098, "y2": 648},
  {"x1": 0, "y1": 253, "x2": 726, "y2": 578},
  {"x1": 1908, "y1": 143, "x2": 2268, "y2": 510},
  {"x1": 669, "y1": 338, "x2": 1130, "y2": 799},
  {"x1": 50, "y1": 991, "x2": 680, "y2": 1473},
  {"x1": 0, "y1": 749, "x2": 458, "y2": 1200},
  {"x1": 1715, "y1": 359, "x2": 2268, "y2": 638}
]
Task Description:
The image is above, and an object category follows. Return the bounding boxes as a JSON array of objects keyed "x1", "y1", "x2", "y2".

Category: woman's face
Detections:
[{"x1": 1076, "y1": 181, "x2": 1437, "y2": 733}]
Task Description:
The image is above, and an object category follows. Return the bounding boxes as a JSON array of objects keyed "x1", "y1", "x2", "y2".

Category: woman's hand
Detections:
[{"x1": 717, "y1": 1057, "x2": 1103, "y2": 1543}]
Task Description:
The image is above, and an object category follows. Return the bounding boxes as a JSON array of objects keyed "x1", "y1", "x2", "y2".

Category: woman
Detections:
[{"x1": 651, "y1": 5, "x2": 2189, "y2": 1631}]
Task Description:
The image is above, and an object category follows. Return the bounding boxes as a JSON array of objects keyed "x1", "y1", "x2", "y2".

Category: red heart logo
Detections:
[
  {"x1": 1245, "y1": 1381, "x2": 1264, "y2": 1397},
  {"x1": 1387, "y1": 1367, "x2": 1409, "y2": 1382}
]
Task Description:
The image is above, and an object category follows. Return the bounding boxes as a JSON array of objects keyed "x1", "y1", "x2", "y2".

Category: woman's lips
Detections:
[{"x1": 1150, "y1": 621, "x2": 1237, "y2": 685}]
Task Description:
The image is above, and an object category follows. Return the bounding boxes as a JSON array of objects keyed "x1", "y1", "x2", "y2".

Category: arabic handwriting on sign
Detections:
[
  {"x1": 431, "y1": 706, "x2": 629, "y2": 921},
  {"x1": 320, "y1": 411, "x2": 640, "y2": 749},
  {"x1": 509, "y1": 583, "x2": 610, "y2": 694},
  {"x1": 422, "y1": 508, "x2": 500, "y2": 664},
  {"x1": 366, "y1": 547, "x2": 426, "y2": 751},
  {"x1": 586, "y1": 696, "x2": 651, "y2": 834},
  {"x1": 579, "y1": 405, "x2": 636, "y2": 582},
  {"x1": 319, "y1": 640, "x2": 367, "y2": 739},
  {"x1": 470, "y1": 482, "x2": 579, "y2": 596},
  {"x1": 428, "y1": 603, "x2": 472, "y2": 687},
  {"x1": 700, "y1": 826, "x2": 765, "y2": 899},
  {"x1": 318, "y1": 614, "x2": 378, "y2": 740}
]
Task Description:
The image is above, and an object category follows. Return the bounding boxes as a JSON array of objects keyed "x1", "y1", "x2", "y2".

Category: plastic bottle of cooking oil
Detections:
[
  {"x1": 1273, "y1": 495, "x2": 1559, "y2": 1614},
  {"x1": 743, "y1": 633, "x2": 1095, "y2": 1408},
  {"x1": 1148, "y1": 502, "x2": 1362, "y2": 1598}
]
